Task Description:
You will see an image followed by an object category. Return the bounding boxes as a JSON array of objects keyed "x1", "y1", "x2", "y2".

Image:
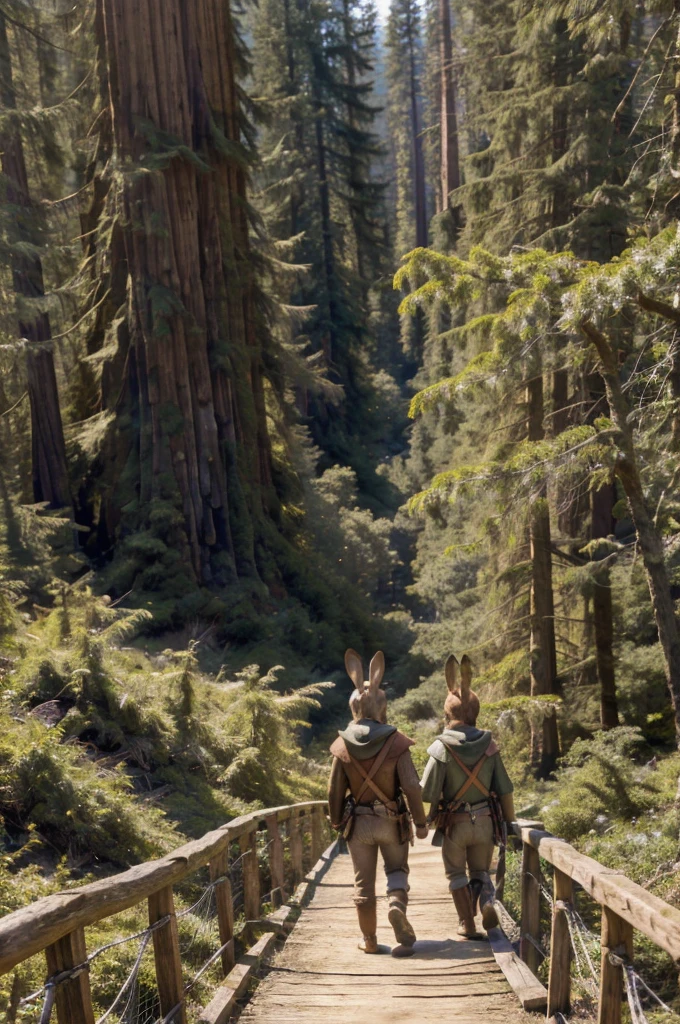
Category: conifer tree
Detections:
[
  {"x1": 438, "y1": 0, "x2": 460, "y2": 222},
  {"x1": 249, "y1": 0, "x2": 392, "y2": 489},
  {"x1": 0, "y1": 9, "x2": 71, "y2": 511},
  {"x1": 385, "y1": 0, "x2": 427, "y2": 252}
]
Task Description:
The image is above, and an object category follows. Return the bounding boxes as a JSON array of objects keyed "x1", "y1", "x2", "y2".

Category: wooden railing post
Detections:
[
  {"x1": 148, "y1": 885, "x2": 187, "y2": 1024},
  {"x1": 240, "y1": 830, "x2": 261, "y2": 921},
  {"x1": 301, "y1": 811, "x2": 312, "y2": 871},
  {"x1": 547, "y1": 867, "x2": 573, "y2": 1019},
  {"x1": 520, "y1": 840, "x2": 541, "y2": 974},
  {"x1": 598, "y1": 907, "x2": 633, "y2": 1024},
  {"x1": 209, "y1": 849, "x2": 235, "y2": 975},
  {"x1": 267, "y1": 813, "x2": 286, "y2": 906},
  {"x1": 289, "y1": 811, "x2": 304, "y2": 885},
  {"x1": 310, "y1": 805, "x2": 324, "y2": 864},
  {"x1": 44, "y1": 927, "x2": 95, "y2": 1024}
]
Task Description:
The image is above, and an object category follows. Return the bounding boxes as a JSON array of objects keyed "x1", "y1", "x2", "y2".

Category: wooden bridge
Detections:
[{"x1": 0, "y1": 801, "x2": 679, "y2": 1024}]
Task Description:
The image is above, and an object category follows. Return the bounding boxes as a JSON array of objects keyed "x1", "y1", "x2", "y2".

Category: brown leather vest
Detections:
[{"x1": 329, "y1": 731, "x2": 414, "y2": 805}]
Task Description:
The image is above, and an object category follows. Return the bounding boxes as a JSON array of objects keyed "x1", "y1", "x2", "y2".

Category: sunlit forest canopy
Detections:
[{"x1": 1, "y1": 0, "x2": 680, "y2": 1012}]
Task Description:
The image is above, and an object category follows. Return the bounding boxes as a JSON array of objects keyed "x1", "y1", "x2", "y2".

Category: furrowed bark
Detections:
[
  {"x1": 100, "y1": 0, "x2": 273, "y2": 582},
  {"x1": 0, "y1": 12, "x2": 71, "y2": 512}
]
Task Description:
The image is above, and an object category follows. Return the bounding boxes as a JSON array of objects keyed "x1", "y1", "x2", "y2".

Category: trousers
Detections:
[
  {"x1": 441, "y1": 814, "x2": 494, "y2": 891},
  {"x1": 347, "y1": 807, "x2": 410, "y2": 905}
]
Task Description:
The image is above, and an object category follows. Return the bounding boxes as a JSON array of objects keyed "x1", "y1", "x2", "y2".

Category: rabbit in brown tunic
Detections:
[
  {"x1": 328, "y1": 649, "x2": 428, "y2": 956},
  {"x1": 421, "y1": 655, "x2": 516, "y2": 939}
]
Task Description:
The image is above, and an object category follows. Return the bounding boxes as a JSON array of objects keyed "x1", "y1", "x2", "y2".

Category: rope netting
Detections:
[
  {"x1": 16, "y1": 916, "x2": 171, "y2": 1024},
  {"x1": 518, "y1": 860, "x2": 677, "y2": 1023},
  {"x1": 9, "y1": 822, "x2": 307, "y2": 1024}
]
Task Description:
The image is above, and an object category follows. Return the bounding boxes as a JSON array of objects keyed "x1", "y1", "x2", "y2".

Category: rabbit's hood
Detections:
[
  {"x1": 428, "y1": 726, "x2": 496, "y2": 764},
  {"x1": 337, "y1": 719, "x2": 397, "y2": 760}
]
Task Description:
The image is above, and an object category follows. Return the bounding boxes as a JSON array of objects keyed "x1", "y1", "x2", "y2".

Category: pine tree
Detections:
[
  {"x1": 438, "y1": 0, "x2": 460, "y2": 222},
  {"x1": 0, "y1": 8, "x2": 70, "y2": 511},
  {"x1": 399, "y1": 236, "x2": 680, "y2": 748},
  {"x1": 249, "y1": 0, "x2": 394, "y2": 493},
  {"x1": 385, "y1": 0, "x2": 427, "y2": 253},
  {"x1": 448, "y1": 0, "x2": 639, "y2": 256}
]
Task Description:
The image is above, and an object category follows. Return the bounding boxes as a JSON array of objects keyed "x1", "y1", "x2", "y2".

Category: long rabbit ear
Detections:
[
  {"x1": 445, "y1": 655, "x2": 459, "y2": 693},
  {"x1": 368, "y1": 651, "x2": 385, "y2": 692},
  {"x1": 460, "y1": 655, "x2": 472, "y2": 701},
  {"x1": 345, "y1": 649, "x2": 364, "y2": 690}
]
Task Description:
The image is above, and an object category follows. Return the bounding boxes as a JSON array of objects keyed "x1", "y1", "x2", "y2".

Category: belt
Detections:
[
  {"x1": 354, "y1": 801, "x2": 399, "y2": 817},
  {"x1": 450, "y1": 806, "x2": 491, "y2": 822},
  {"x1": 449, "y1": 801, "x2": 491, "y2": 824}
]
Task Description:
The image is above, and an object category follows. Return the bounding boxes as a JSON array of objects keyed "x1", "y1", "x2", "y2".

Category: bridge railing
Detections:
[
  {"x1": 0, "y1": 799, "x2": 330, "y2": 1024},
  {"x1": 512, "y1": 820, "x2": 680, "y2": 1024}
]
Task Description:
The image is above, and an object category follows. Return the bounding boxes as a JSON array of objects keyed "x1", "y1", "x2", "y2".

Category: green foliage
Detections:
[
  {"x1": 539, "y1": 728, "x2": 668, "y2": 841},
  {"x1": 219, "y1": 664, "x2": 331, "y2": 804},
  {"x1": 306, "y1": 466, "x2": 397, "y2": 597},
  {"x1": 0, "y1": 585, "x2": 332, "y2": 919}
]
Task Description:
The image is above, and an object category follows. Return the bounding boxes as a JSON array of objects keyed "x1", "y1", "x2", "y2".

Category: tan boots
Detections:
[
  {"x1": 469, "y1": 878, "x2": 499, "y2": 931},
  {"x1": 388, "y1": 890, "x2": 416, "y2": 957},
  {"x1": 357, "y1": 893, "x2": 417, "y2": 955},
  {"x1": 356, "y1": 901, "x2": 379, "y2": 953},
  {"x1": 451, "y1": 886, "x2": 486, "y2": 940}
]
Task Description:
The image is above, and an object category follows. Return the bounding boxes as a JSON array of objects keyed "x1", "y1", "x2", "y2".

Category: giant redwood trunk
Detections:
[
  {"x1": 0, "y1": 13, "x2": 71, "y2": 511},
  {"x1": 101, "y1": 0, "x2": 273, "y2": 582},
  {"x1": 527, "y1": 373, "x2": 560, "y2": 777}
]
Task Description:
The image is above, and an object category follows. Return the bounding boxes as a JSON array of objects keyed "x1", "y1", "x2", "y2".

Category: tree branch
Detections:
[
  {"x1": 580, "y1": 319, "x2": 619, "y2": 375},
  {"x1": 637, "y1": 290, "x2": 680, "y2": 325}
]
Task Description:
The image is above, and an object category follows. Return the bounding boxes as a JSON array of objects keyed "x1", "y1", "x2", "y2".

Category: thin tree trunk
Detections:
[
  {"x1": 527, "y1": 373, "x2": 560, "y2": 777},
  {"x1": 341, "y1": 0, "x2": 366, "y2": 290},
  {"x1": 313, "y1": 86, "x2": 337, "y2": 365},
  {"x1": 438, "y1": 0, "x2": 460, "y2": 214},
  {"x1": 551, "y1": 18, "x2": 570, "y2": 230},
  {"x1": 0, "y1": 13, "x2": 71, "y2": 511},
  {"x1": 591, "y1": 483, "x2": 619, "y2": 730},
  {"x1": 282, "y1": 0, "x2": 304, "y2": 237},
  {"x1": 666, "y1": 331, "x2": 680, "y2": 450},
  {"x1": 671, "y1": 16, "x2": 680, "y2": 177},
  {"x1": 406, "y1": 12, "x2": 427, "y2": 248},
  {"x1": 582, "y1": 320, "x2": 680, "y2": 742}
]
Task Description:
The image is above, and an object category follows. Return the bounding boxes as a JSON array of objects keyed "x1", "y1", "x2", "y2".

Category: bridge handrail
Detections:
[
  {"x1": 511, "y1": 818, "x2": 680, "y2": 1024},
  {"x1": 0, "y1": 798, "x2": 329, "y2": 1021}
]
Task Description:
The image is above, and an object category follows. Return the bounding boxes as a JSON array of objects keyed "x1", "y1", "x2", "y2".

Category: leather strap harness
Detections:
[
  {"x1": 343, "y1": 732, "x2": 398, "y2": 810},
  {"x1": 441, "y1": 742, "x2": 491, "y2": 803},
  {"x1": 437, "y1": 741, "x2": 492, "y2": 824}
]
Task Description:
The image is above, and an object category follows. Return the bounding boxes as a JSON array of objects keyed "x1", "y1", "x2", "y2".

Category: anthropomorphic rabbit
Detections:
[
  {"x1": 328, "y1": 649, "x2": 428, "y2": 957},
  {"x1": 421, "y1": 655, "x2": 515, "y2": 939}
]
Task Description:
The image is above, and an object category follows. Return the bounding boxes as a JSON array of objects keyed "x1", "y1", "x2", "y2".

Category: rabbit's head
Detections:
[
  {"x1": 345, "y1": 649, "x2": 388, "y2": 723},
  {"x1": 443, "y1": 654, "x2": 480, "y2": 727}
]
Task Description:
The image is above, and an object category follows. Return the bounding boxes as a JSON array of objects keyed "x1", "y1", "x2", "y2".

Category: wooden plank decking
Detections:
[{"x1": 239, "y1": 838, "x2": 536, "y2": 1024}]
